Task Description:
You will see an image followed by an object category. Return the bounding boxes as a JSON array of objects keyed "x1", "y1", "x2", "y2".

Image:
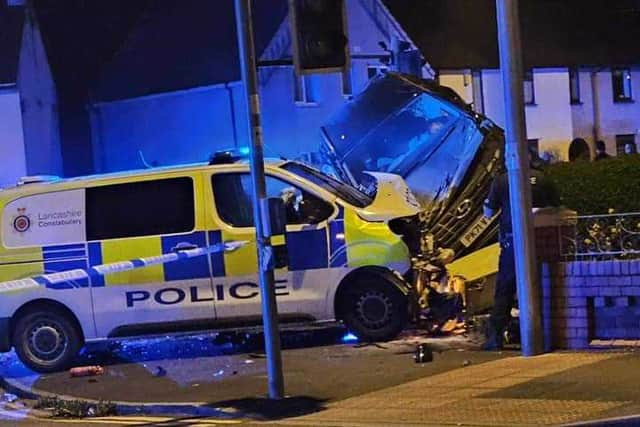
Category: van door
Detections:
[
  {"x1": 0, "y1": 189, "x2": 95, "y2": 336},
  {"x1": 87, "y1": 174, "x2": 217, "y2": 338},
  {"x1": 208, "y1": 170, "x2": 337, "y2": 323}
]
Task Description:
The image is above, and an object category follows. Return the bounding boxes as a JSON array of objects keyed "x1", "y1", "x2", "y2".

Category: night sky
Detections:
[{"x1": 385, "y1": 0, "x2": 640, "y2": 69}]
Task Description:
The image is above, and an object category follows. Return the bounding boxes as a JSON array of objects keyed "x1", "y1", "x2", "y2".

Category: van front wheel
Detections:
[
  {"x1": 12, "y1": 308, "x2": 82, "y2": 373},
  {"x1": 341, "y1": 278, "x2": 407, "y2": 342}
]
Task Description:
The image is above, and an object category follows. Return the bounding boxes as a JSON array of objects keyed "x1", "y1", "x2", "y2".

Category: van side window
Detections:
[
  {"x1": 211, "y1": 173, "x2": 333, "y2": 227},
  {"x1": 86, "y1": 177, "x2": 195, "y2": 240}
]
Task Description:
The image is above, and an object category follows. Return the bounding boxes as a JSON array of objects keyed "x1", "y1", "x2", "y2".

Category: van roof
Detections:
[{"x1": 1, "y1": 158, "x2": 288, "y2": 194}]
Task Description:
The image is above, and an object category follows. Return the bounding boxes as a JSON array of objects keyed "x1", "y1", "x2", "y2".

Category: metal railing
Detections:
[{"x1": 560, "y1": 212, "x2": 640, "y2": 261}]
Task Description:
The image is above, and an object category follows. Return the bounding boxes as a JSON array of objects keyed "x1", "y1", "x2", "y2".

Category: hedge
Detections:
[{"x1": 545, "y1": 155, "x2": 640, "y2": 215}]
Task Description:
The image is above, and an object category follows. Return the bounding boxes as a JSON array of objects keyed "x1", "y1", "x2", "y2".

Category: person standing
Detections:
[{"x1": 481, "y1": 150, "x2": 559, "y2": 350}]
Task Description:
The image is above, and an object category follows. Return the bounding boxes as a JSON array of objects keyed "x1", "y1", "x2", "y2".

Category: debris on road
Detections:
[
  {"x1": 1, "y1": 392, "x2": 18, "y2": 403},
  {"x1": 413, "y1": 343, "x2": 433, "y2": 364},
  {"x1": 69, "y1": 366, "x2": 105, "y2": 377},
  {"x1": 154, "y1": 366, "x2": 167, "y2": 377},
  {"x1": 34, "y1": 396, "x2": 116, "y2": 418}
]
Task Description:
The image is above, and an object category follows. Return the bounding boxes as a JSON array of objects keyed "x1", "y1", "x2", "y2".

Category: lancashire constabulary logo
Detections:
[{"x1": 13, "y1": 208, "x2": 31, "y2": 233}]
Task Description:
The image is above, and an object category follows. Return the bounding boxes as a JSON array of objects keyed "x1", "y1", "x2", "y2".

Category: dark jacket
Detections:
[{"x1": 484, "y1": 168, "x2": 560, "y2": 236}]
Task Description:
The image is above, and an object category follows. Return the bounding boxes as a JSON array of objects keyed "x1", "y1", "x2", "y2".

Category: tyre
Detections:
[
  {"x1": 341, "y1": 275, "x2": 408, "y2": 342},
  {"x1": 12, "y1": 307, "x2": 83, "y2": 373}
]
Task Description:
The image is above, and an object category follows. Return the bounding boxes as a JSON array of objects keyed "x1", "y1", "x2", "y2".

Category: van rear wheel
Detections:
[
  {"x1": 12, "y1": 308, "x2": 82, "y2": 373},
  {"x1": 341, "y1": 277, "x2": 407, "y2": 342}
]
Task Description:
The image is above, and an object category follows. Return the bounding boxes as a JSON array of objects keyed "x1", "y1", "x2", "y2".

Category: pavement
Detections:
[
  {"x1": 0, "y1": 328, "x2": 505, "y2": 417},
  {"x1": 263, "y1": 350, "x2": 640, "y2": 427},
  {"x1": 1, "y1": 328, "x2": 640, "y2": 426}
]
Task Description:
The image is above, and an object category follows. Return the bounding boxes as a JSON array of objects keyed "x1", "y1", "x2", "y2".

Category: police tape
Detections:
[{"x1": 0, "y1": 240, "x2": 248, "y2": 293}]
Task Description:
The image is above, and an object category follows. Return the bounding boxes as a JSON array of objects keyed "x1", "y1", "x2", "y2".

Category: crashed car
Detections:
[{"x1": 316, "y1": 72, "x2": 505, "y2": 258}]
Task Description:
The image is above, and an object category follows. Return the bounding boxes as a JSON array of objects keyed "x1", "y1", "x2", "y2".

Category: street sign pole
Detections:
[
  {"x1": 234, "y1": 0, "x2": 285, "y2": 398},
  {"x1": 495, "y1": 0, "x2": 544, "y2": 356}
]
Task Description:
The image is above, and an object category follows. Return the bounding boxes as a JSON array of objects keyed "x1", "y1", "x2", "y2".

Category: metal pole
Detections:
[
  {"x1": 495, "y1": 0, "x2": 543, "y2": 356},
  {"x1": 590, "y1": 71, "x2": 601, "y2": 159},
  {"x1": 234, "y1": 0, "x2": 285, "y2": 398}
]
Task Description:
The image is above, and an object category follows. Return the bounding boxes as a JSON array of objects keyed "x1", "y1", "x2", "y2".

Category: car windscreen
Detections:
[
  {"x1": 281, "y1": 162, "x2": 373, "y2": 208},
  {"x1": 342, "y1": 96, "x2": 461, "y2": 184},
  {"x1": 322, "y1": 75, "x2": 462, "y2": 187},
  {"x1": 403, "y1": 118, "x2": 482, "y2": 206}
]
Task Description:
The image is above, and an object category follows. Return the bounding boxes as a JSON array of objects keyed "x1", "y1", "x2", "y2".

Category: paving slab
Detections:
[{"x1": 269, "y1": 352, "x2": 640, "y2": 426}]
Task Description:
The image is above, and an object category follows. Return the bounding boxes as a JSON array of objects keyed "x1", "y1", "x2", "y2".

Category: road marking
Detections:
[{"x1": 31, "y1": 415, "x2": 243, "y2": 425}]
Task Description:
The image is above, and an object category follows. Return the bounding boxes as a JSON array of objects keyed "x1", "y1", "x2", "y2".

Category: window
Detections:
[
  {"x1": 211, "y1": 173, "x2": 334, "y2": 227},
  {"x1": 86, "y1": 177, "x2": 194, "y2": 240},
  {"x1": 523, "y1": 70, "x2": 535, "y2": 105},
  {"x1": 341, "y1": 67, "x2": 353, "y2": 98},
  {"x1": 569, "y1": 69, "x2": 581, "y2": 104},
  {"x1": 616, "y1": 134, "x2": 637, "y2": 155},
  {"x1": 471, "y1": 70, "x2": 484, "y2": 113},
  {"x1": 281, "y1": 162, "x2": 372, "y2": 208},
  {"x1": 294, "y1": 73, "x2": 318, "y2": 104},
  {"x1": 367, "y1": 65, "x2": 388, "y2": 80},
  {"x1": 612, "y1": 68, "x2": 633, "y2": 102}
]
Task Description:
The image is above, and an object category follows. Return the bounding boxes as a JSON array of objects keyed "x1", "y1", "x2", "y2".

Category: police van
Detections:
[{"x1": 0, "y1": 153, "x2": 422, "y2": 372}]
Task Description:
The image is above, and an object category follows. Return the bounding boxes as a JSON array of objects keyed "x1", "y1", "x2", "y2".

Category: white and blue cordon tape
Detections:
[{"x1": 0, "y1": 240, "x2": 247, "y2": 293}]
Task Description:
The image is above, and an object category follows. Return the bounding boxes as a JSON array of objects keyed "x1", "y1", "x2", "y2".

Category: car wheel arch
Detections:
[
  {"x1": 10, "y1": 298, "x2": 85, "y2": 346},
  {"x1": 333, "y1": 266, "x2": 410, "y2": 321}
]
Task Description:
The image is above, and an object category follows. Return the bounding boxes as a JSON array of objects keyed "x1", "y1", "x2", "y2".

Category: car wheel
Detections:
[
  {"x1": 12, "y1": 308, "x2": 82, "y2": 373},
  {"x1": 341, "y1": 277, "x2": 407, "y2": 342}
]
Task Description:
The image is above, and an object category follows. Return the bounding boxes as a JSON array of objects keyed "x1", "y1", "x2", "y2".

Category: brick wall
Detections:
[
  {"x1": 532, "y1": 208, "x2": 640, "y2": 350},
  {"x1": 541, "y1": 260, "x2": 640, "y2": 349}
]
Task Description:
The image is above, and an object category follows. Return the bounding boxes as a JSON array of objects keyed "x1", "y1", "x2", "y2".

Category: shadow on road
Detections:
[{"x1": 207, "y1": 396, "x2": 327, "y2": 420}]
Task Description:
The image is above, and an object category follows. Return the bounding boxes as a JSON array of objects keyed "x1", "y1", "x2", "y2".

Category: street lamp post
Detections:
[
  {"x1": 234, "y1": 0, "x2": 285, "y2": 398},
  {"x1": 495, "y1": 0, "x2": 544, "y2": 356}
]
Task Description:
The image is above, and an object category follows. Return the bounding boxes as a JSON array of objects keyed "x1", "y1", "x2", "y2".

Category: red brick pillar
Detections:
[{"x1": 533, "y1": 208, "x2": 577, "y2": 351}]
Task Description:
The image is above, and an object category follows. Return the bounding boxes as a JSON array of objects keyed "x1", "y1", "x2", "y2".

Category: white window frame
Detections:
[
  {"x1": 524, "y1": 70, "x2": 536, "y2": 105},
  {"x1": 612, "y1": 68, "x2": 633, "y2": 103},
  {"x1": 366, "y1": 64, "x2": 388, "y2": 80},
  {"x1": 293, "y1": 73, "x2": 318, "y2": 106},
  {"x1": 569, "y1": 68, "x2": 581, "y2": 104}
]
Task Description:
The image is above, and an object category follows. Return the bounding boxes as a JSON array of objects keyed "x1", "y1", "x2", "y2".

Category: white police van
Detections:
[{"x1": 0, "y1": 153, "x2": 422, "y2": 372}]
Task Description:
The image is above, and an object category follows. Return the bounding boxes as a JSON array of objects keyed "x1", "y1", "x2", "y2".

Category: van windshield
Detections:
[
  {"x1": 281, "y1": 162, "x2": 373, "y2": 208},
  {"x1": 341, "y1": 96, "x2": 460, "y2": 184},
  {"x1": 322, "y1": 74, "x2": 463, "y2": 189}
]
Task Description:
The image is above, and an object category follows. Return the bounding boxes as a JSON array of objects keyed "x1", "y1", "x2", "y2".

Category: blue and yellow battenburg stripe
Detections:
[
  {"x1": 1, "y1": 207, "x2": 407, "y2": 291},
  {"x1": 0, "y1": 241, "x2": 245, "y2": 293}
]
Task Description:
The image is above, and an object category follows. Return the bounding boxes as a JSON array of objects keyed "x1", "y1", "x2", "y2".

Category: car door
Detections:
[
  {"x1": 209, "y1": 169, "x2": 337, "y2": 322},
  {"x1": 88, "y1": 173, "x2": 218, "y2": 338}
]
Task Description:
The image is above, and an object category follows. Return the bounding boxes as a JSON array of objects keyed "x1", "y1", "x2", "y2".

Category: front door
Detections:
[{"x1": 209, "y1": 170, "x2": 337, "y2": 322}]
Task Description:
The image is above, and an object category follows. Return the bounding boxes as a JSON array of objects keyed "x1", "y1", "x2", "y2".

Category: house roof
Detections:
[
  {"x1": 90, "y1": 0, "x2": 286, "y2": 102},
  {"x1": 0, "y1": 2, "x2": 24, "y2": 85},
  {"x1": 35, "y1": 0, "x2": 152, "y2": 103},
  {"x1": 384, "y1": 0, "x2": 640, "y2": 70},
  {"x1": 33, "y1": 0, "x2": 285, "y2": 103}
]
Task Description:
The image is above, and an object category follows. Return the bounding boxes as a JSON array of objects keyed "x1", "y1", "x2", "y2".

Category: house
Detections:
[
  {"x1": 86, "y1": 0, "x2": 428, "y2": 173},
  {"x1": 8, "y1": 0, "x2": 640, "y2": 178},
  {"x1": 0, "y1": 0, "x2": 62, "y2": 187},
  {"x1": 387, "y1": 0, "x2": 640, "y2": 160}
]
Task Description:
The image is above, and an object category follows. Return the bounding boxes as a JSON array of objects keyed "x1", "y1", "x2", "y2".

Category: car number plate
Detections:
[{"x1": 459, "y1": 214, "x2": 496, "y2": 247}]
